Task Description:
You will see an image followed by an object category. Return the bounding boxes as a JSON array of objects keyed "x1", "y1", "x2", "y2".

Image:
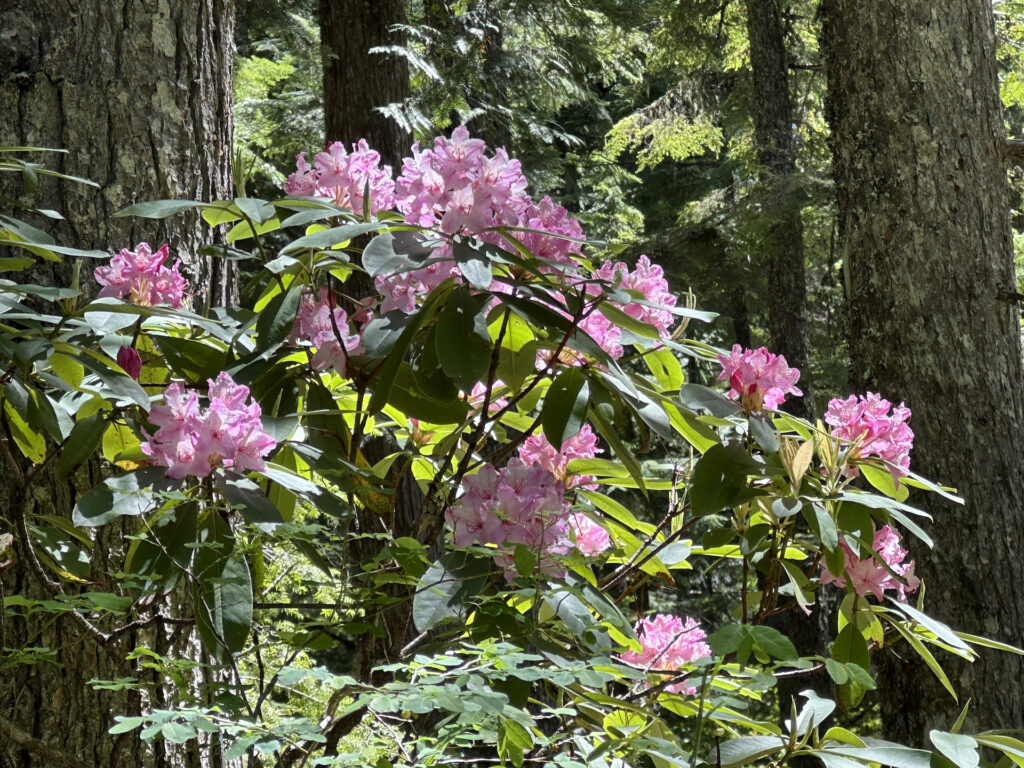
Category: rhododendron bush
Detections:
[{"x1": 1, "y1": 138, "x2": 1021, "y2": 768}]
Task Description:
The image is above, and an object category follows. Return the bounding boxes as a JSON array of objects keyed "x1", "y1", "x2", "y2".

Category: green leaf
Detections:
[
  {"x1": 436, "y1": 286, "x2": 491, "y2": 390},
  {"x1": 281, "y1": 221, "x2": 386, "y2": 254},
  {"x1": 368, "y1": 283, "x2": 449, "y2": 414},
  {"x1": 191, "y1": 512, "x2": 252, "y2": 661},
  {"x1": 233, "y1": 197, "x2": 276, "y2": 225},
  {"x1": 749, "y1": 413, "x2": 779, "y2": 453},
  {"x1": 161, "y1": 722, "x2": 196, "y2": 743},
  {"x1": 832, "y1": 623, "x2": 870, "y2": 671},
  {"x1": 114, "y1": 199, "x2": 209, "y2": 218},
  {"x1": 215, "y1": 474, "x2": 284, "y2": 532},
  {"x1": 452, "y1": 240, "x2": 493, "y2": 290},
  {"x1": 542, "y1": 367, "x2": 589, "y2": 448},
  {"x1": 57, "y1": 413, "x2": 106, "y2": 478},
  {"x1": 710, "y1": 736, "x2": 786, "y2": 768},
  {"x1": 153, "y1": 336, "x2": 226, "y2": 384},
  {"x1": 412, "y1": 551, "x2": 491, "y2": 632},
  {"x1": 72, "y1": 467, "x2": 176, "y2": 527},
  {"x1": 256, "y1": 280, "x2": 304, "y2": 351},
  {"x1": 125, "y1": 503, "x2": 199, "y2": 594},
  {"x1": 109, "y1": 717, "x2": 145, "y2": 735},
  {"x1": 689, "y1": 442, "x2": 753, "y2": 516},
  {"x1": 680, "y1": 382, "x2": 741, "y2": 417},
  {"x1": 749, "y1": 625, "x2": 799, "y2": 660}
]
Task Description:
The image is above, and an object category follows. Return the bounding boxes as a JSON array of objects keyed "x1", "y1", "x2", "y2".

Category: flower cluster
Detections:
[
  {"x1": 395, "y1": 126, "x2": 529, "y2": 234},
  {"x1": 820, "y1": 524, "x2": 920, "y2": 601},
  {"x1": 620, "y1": 614, "x2": 711, "y2": 694},
  {"x1": 716, "y1": 345, "x2": 802, "y2": 411},
  {"x1": 94, "y1": 243, "x2": 188, "y2": 308},
  {"x1": 595, "y1": 255, "x2": 678, "y2": 337},
  {"x1": 284, "y1": 140, "x2": 396, "y2": 215},
  {"x1": 142, "y1": 373, "x2": 277, "y2": 479},
  {"x1": 518, "y1": 424, "x2": 601, "y2": 490},
  {"x1": 445, "y1": 459, "x2": 571, "y2": 578},
  {"x1": 289, "y1": 288, "x2": 366, "y2": 372},
  {"x1": 825, "y1": 392, "x2": 913, "y2": 480}
]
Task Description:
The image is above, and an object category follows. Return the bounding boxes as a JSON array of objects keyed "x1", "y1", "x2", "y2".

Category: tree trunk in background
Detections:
[
  {"x1": 822, "y1": 0, "x2": 1024, "y2": 742},
  {"x1": 0, "y1": 1, "x2": 234, "y2": 765},
  {"x1": 320, "y1": 0, "x2": 410, "y2": 170},
  {"x1": 744, "y1": 0, "x2": 812, "y2": 419}
]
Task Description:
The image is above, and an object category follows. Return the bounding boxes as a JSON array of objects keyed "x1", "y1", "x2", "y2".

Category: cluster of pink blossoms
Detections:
[
  {"x1": 445, "y1": 458, "x2": 571, "y2": 578},
  {"x1": 94, "y1": 243, "x2": 188, "y2": 308},
  {"x1": 142, "y1": 373, "x2": 277, "y2": 480},
  {"x1": 518, "y1": 424, "x2": 602, "y2": 491},
  {"x1": 285, "y1": 129, "x2": 680, "y2": 358},
  {"x1": 716, "y1": 345, "x2": 802, "y2": 411},
  {"x1": 825, "y1": 392, "x2": 914, "y2": 480},
  {"x1": 821, "y1": 524, "x2": 920, "y2": 601},
  {"x1": 517, "y1": 425, "x2": 611, "y2": 555},
  {"x1": 620, "y1": 614, "x2": 711, "y2": 694},
  {"x1": 284, "y1": 140, "x2": 396, "y2": 215},
  {"x1": 289, "y1": 288, "x2": 369, "y2": 372}
]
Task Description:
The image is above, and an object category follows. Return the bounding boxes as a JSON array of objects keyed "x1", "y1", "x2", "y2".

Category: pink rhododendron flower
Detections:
[
  {"x1": 825, "y1": 392, "x2": 913, "y2": 480},
  {"x1": 820, "y1": 524, "x2": 920, "y2": 601},
  {"x1": 518, "y1": 424, "x2": 601, "y2": 489},
  {"x1": 620, "y1": 614, "x2": 711, "y2": 694},
  {"x1": 595, "y1": 255, "x2": 678, "y2": 336},
  {"x1": 289, "y1": 288, "x2": 363, "y2": 372},
  {"x1": 142, "y1": 372, "x2": 276, "y2": 479},
  {"x1": 716, "y1": 345, "x2": 802, "y2": 411},
  {"x1": 116, "y1": 346, "x2": 142, "y2": 381},
  {"x1": 285, "y1": 140, "x2": 396, "y2": 215},
  {"x1": 568, "y1": 513, "x2": 612, "y2": 556},
  {"x1": 94, "y1": 243, "x2": 188, "y2": 308},
  {"x1": 445, "y1": 458, "x2": 571, "y2": 578}
]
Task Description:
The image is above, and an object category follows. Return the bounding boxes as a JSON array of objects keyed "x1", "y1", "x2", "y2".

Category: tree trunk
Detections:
[
  {"x1": 0, "y1": 1, "x2": 234, "y2": 765},
  {"x1": 822, "y1": 0, "x2": 1024, "y2": 742},
  {"x1": 744, "y1": 0, "x2": 812, "y2": 419},
  {"x1": 319, "y1": 0, "x2": 410, "y2": 170}
]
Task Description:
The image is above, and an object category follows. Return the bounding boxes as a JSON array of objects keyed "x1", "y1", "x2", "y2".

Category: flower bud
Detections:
[{"x1": 116, "y1": 346, "x2": 142, "y2": 381}]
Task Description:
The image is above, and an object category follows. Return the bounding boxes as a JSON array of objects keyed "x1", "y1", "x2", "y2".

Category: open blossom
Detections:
[
  {"x1": 620, "y1": 614, "x2": 711, "y2": 694},
  {"x1": 285, "y1": 140, "x2": 396, "y2": 215},
  {"x1": 568, "y1": 513, "x2": 612, "y2": 556},
  {"x1": 289, "y1": 288, "x2": 363, "y2": 372},
  {"x1": 825, "y1": 392, "x2": 913, "y2": 480},
  {"x1": 716, "y1": 345, "x2": 802, "y2": 411},
  {"x1": 142, "y1": 372, "x2": 276, "y2": 479},
  {"x1": 820, "y1": 524, "x2": 920, "y2": 601},
  {"x1": 446, "y1": 459, "x2": 572, "y2": 578},
  {"x1": 518, "y1": 424, "x2": 601, "y2": 489},
  {"x1": 94, "y1": 243, "x2": 188, "y2": 308}
]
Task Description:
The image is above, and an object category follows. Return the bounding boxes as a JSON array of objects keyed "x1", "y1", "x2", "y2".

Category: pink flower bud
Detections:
[{"x1": 116, "y1": 346, "x2": 142, "y2": 381}]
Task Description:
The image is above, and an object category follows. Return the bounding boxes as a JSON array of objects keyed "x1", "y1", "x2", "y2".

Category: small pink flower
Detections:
[
  {"x1": 286, "y1": 140, "x2": 396, "y2": 215},
  {"x1": 716, "y1": 345, "x2": 802, "y2": 411},
  {"x1": 825, "y1": 392, "x2": 913, "y2": 480},
  {"x1": 568, "y1": 513, "x2": 612, "y2": 556},
  {"x1": 620, "y1": 614, "x2": 711, "y2": 694},
  {"x1": 820, "y1": 524, "x2": 919, "y2": 601},
  {"x1": 94, "y1": 243, "x2": 188, "y2": 308},
  {"x1": 518, "y1": 425, "x2": 601, "y2": 489},
  {"x1": 116, "y1": 346, "x2": 142, "y2": 381}
]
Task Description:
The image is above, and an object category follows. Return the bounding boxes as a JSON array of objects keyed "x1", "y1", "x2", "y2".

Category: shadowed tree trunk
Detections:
[
  {"x1": 0, "y1": 1, "x2": 235, "y2": 765},
  {"x1": 319, "y1": 0, "x2": 410, "y2": 170},
  {"x1": 822, "y1": 0, "x2": 1024, "y2": 743},
  {"x1": 744, "y1": 0, "x2": 812, "y2": 419}
]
